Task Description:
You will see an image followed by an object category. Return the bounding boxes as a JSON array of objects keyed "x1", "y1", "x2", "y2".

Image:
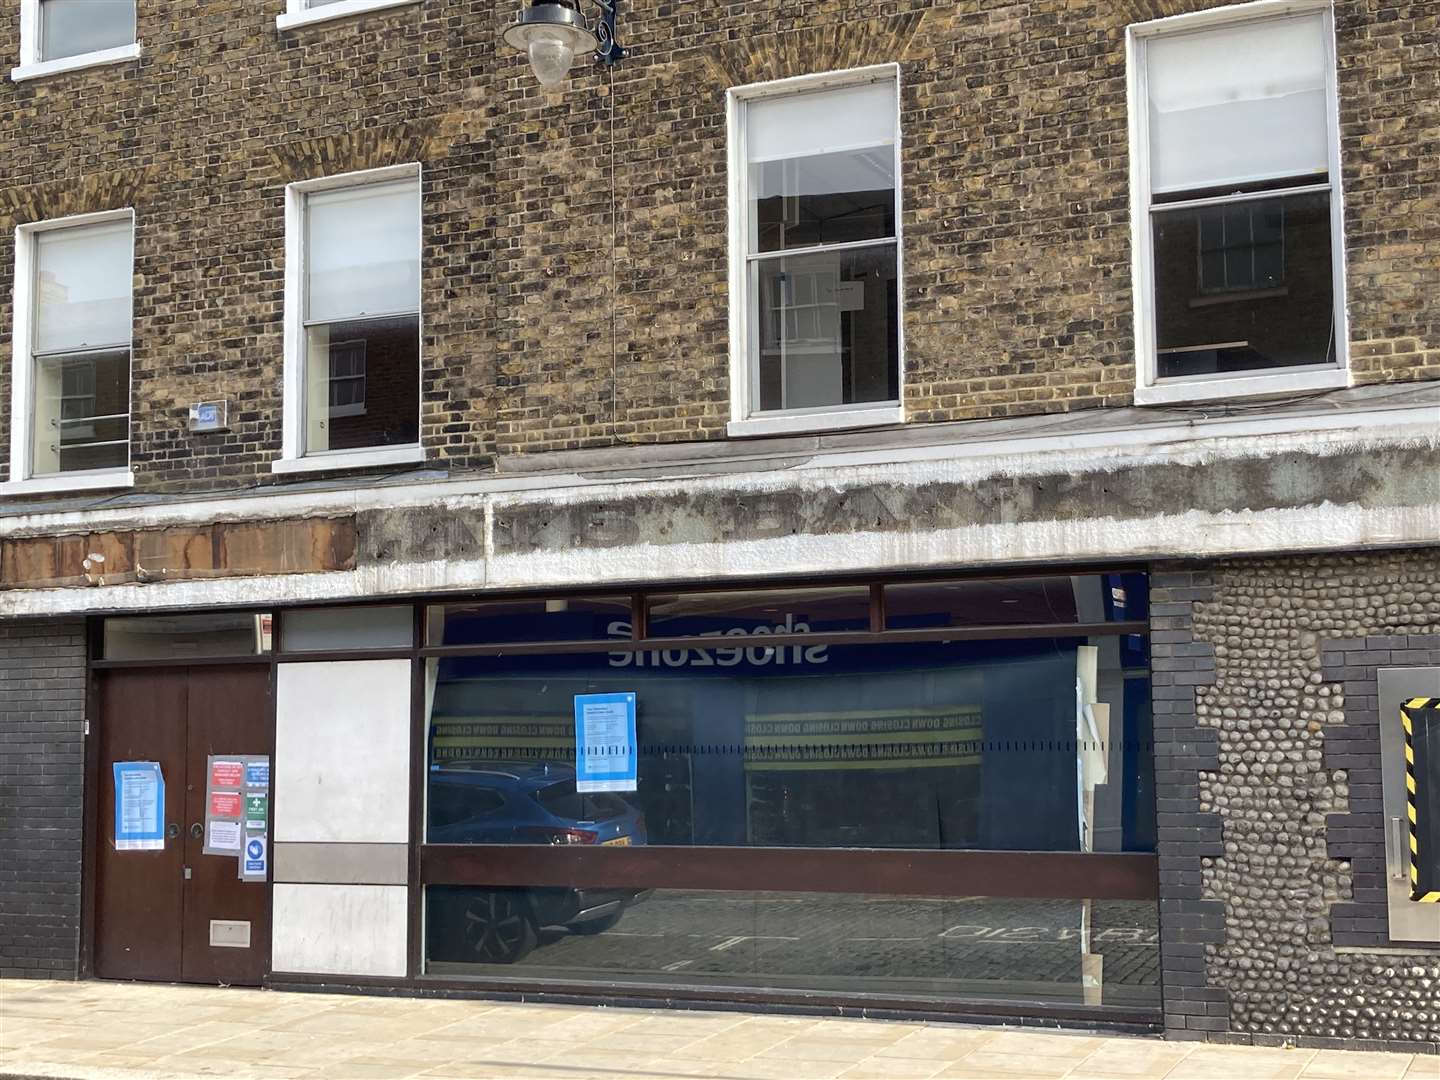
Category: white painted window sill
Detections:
[
  {"x1": 277, "y1": 0, "x2": 422, "y2": 31},
  {"x1": 10, "y1": 42, "x2": 142, "y2": 83},
  {"x1": 1134, "y1": 367, "x2": 1350, "y2": 407},
  {"x1": 0, "y1": 469, "x2": 136, "y2": 497},
  {"x1": 728, "y1": 405, "x2": 905, "y2": 439},
  {"x1": 270, "y1": 445, "x2": 427, "y2": 475}
]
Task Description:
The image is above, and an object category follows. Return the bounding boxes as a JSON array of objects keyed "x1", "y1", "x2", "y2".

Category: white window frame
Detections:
[
  {"x1": 276, "y1": 0, "x2": 423, "y2": 33},
  {"x1": 275, "y1": 163, "x2": 425, "y2": 476},
  {"x1": 11, "y1": 0, "x2": 142, "y2": 83},
  {"x1": 1127, "y1": 0, "x2": 1350, "y2": 407},
  {"x1": 3, "y1": 208, "x2": 136, "y2": 497},
  {"x1": 726, "y1": 64, "x2": 906, "y2": 439}
]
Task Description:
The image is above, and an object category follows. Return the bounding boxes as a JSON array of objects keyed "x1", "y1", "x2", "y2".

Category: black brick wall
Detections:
[
  {"x1": 1149, "y1": 566, "x2": 1229, "y2": 1041},
  {"x1": 1321, "y1": 634, "x2": 1440, "y2": 949},
  {"x1": 0, "y1": 619, "x2": 86, "y2": 979}
]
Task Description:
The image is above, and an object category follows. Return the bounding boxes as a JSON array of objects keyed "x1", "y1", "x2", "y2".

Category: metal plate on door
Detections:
[{"x1": 209, "y1": 920, "x2": 251, "y2": 949}]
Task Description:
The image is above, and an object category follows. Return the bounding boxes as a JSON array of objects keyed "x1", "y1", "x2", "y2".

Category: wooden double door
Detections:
[{"x1": 95, "y1": 666, "x2": 272, "y2": 985}]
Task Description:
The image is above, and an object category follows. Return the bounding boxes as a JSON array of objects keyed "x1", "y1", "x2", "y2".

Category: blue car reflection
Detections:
[{"x1": 426, "y1": 761, "x2": 649, "y2": 964}]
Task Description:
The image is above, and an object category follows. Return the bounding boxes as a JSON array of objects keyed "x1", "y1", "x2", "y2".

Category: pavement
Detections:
[{"x1": 1, "y1": 980, "x2": 1436, "y2": 1080}]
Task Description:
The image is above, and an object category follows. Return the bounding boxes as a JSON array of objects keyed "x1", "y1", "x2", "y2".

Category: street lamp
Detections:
[{"x1": 502, "y1": 0, "x2": 624, "y2": 88}]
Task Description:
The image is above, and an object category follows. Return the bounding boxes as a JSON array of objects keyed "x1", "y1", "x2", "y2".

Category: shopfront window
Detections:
[
  {"x1": 424, "y1": 632, "x2": 1150, "y2": 852},
  {"x1": 418, "y1": 573, "x2": 1157, "y2": 1010},
  {"x1": 102, "y1": 612, "x2": 272, "y2": 660},
  {"x1": 425, "y1": 888, "x2": 1160, "y2": 1007},
  {"x1": 428, "y1": 596, "x2": 632, "y2": 647}
]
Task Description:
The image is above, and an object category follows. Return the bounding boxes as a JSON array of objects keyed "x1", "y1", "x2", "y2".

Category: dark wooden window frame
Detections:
[{"x1": 84, "y1": 567, "x2": 1160, "y2": 1023}]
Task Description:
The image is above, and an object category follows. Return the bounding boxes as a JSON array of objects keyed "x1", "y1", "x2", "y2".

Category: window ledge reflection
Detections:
[
  {"x1": 0, "y1": 469, "x2": 135, "y2": 497},
  {"x1": 276, "y1": 0, "x2": 422, "y2": 32},
  {"x1": 1135, "y1": 366, "x2": 1348, "y2": 407},
  {"x1": 10, "y1": 43, "x2": 142, "y2": 83},
  {"x1": 729, "y1": 404, "x2": 904, "y2": 439},
  {"x1": 271, "y1": 444, "x2": 426, "y2": 475}
]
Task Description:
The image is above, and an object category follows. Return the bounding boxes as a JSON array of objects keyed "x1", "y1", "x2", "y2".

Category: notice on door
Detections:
[
  {"x1": 204, "y1": 753, "x2": 269, "y2": 861},
  {"x1": 113, "y1": 762, "x2": 165, "y2": 851},
  {"x1": 574, "y1": 692, "x2": 638, "y2": 793},
  {"x1": 210, "y1": 760, "x2": 244, "y2": 788},
  {"x1": 210, "y1": 791, "x2": 243, "y2": 818},
  {"x1": 241, "y1": 835, "x2": 268, "y2": 882},
  {"x1": 206, "y1": 819, "x2": 242, "y2": 852},
  {"x1": 244, "y1": 793, "x2": 268, "y2": 831}
]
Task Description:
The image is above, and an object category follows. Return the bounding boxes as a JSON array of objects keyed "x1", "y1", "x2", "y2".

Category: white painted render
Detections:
[
  {"x1": 1, "y1": 395, "x2": 1436, "y2": 617},
  {"x1": 274, "y1": 660, "x2": 412, "y2": 846},
  {"x1": 272, "y1": 884, "x2": 408, "y2": 978}
]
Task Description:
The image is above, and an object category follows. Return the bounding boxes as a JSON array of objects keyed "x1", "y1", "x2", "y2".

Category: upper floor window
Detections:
[
  {"x1": 41, "y1": 0, "x2": 134, "y2": 60},
  {"x1": 728, "y1": 68, "x2": 903, "y2": 437},
  {"x1": 1128, "y1": 4, "x2": 1348, "y2": 405},
  {"x1": 12, "y1": 0, "x2": 140, "y2": 82},
  {"x1": 4, "y1": 212, "x2": 134, "y2": 494},
  {"x1": 277, "y1": 166, "x2": 423, "y2": 473}
]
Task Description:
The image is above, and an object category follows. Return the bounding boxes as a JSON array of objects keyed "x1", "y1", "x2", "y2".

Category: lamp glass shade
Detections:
[
  {"x1": 528, "y1": 30, "x2": 577, "y2": 87},
  {"x1": 503, "y1": 4, "x2": 599, "y2": 87}
]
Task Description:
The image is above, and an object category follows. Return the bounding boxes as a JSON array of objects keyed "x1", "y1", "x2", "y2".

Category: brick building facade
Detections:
[{"x1": 1, "y1": 0, "x2": 1437, "y2": 1052}]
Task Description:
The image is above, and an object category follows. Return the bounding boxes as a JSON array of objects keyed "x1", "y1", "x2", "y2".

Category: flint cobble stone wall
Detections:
[
  {"x1": 0, "y1": 620, "x2": 87, "y2": 979},
  {"x1": 1154, "y1": 550, "x2": 1440, "y2": 1050},
  {"x1": 0, "y1": 1, "x2": 1437, "y2": 494}
]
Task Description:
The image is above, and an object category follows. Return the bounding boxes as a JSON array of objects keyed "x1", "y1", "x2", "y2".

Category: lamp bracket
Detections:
[{"x1": 591, "y1": 0, "x2": 624, "y2": 65}]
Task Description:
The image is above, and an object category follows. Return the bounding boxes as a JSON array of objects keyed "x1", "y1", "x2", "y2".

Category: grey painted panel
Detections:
[{"x1": 273, "y1": 843, "x2": 409, "y2": 886}]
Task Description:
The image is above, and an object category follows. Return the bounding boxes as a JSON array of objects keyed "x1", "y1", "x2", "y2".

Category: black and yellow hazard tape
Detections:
[{"x1": 1400, "y1": 696, "x2": 1440, "y2": 903}]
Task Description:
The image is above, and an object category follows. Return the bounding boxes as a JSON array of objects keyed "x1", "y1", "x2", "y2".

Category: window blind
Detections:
[
  {"x1": 305, "y1": 180, "x2": 420, "y2": 324},
  {"x1": 1147, "y1": 14, "x2": 1329, "y2": 195},
  {"x1": 34, "y1": 221, "x2": 133, "y2": 355},
  {"x1": 747, "y1": 79, "x2": 896, "y2": 165}
]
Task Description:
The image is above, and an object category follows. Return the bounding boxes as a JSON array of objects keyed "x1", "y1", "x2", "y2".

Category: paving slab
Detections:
[{"x1": 0, "y1": 979, "x2": 1430, "y2": 1080}]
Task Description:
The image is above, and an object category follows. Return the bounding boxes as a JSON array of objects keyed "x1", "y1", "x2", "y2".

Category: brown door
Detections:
[
  {"x1": 180, "y1": 667, "x2": 273, "y2": 984},
  {"x1": 95, "y1": 665, "x2": 272, "y2": 986},
  {"x1": 95, "y1": 670, "x2": 188, "y2": 981}
]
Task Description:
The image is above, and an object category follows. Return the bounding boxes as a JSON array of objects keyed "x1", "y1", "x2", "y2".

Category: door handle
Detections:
[
  {"x1": 166, "y1": 822, "x2": 180, "y2": 840},
  {"x1": 190, "y1": 822, "x2": 204, "y2": 840}
]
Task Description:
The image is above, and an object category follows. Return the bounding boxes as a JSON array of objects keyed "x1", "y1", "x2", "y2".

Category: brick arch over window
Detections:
[
  {"x1": 0, "y1": 167, "x2": 160, "y2": 226},
  {"x1": 1119, "y1": 1, "x2": 1206, "y2": 20},
  {"x1": 267, "y1": 115, "x2": 463, "y2": 186},
  {"x1": 695, "y1": 12, "x2": 930, "y2": 88}
]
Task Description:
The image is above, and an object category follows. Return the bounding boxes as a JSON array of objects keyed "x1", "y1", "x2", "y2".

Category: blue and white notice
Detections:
[
  {"x1": 113, "y1": 762, "x2": 165, "y2": 851},
  {"x1": 573, "y1": 692, "x2": 638, "y2": 793}
]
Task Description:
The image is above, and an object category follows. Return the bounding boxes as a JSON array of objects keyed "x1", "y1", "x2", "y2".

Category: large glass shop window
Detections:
[
  {"x1": 424, "y1": 578, "x2": 1152, "y2": 854},
  {"x1": 420, "y1": 577, "x2": 1156, "y2": 1006}
]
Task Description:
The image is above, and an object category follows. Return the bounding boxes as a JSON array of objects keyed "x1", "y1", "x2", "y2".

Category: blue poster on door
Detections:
[
  {"x1": 574, "y1": 692, "x2": 638, "y2": 793},
  {"x1": 113, "y1": 762, "x2": 165, "y2": 851}
]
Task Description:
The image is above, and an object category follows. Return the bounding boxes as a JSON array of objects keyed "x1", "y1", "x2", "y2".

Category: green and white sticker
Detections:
[{"x1": 244, "y1": 793, "x2": 268, "y2": 831}]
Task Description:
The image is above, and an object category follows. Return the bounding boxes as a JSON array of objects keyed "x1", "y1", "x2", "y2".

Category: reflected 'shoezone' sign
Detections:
[{"x1": 606, "y1": 617, "x2": 830, "y2": 668}]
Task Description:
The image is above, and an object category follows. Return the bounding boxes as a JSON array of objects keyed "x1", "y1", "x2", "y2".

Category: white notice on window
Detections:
[{"x1": 206, "y1": 820, "x2": 242, "y2": 852}]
